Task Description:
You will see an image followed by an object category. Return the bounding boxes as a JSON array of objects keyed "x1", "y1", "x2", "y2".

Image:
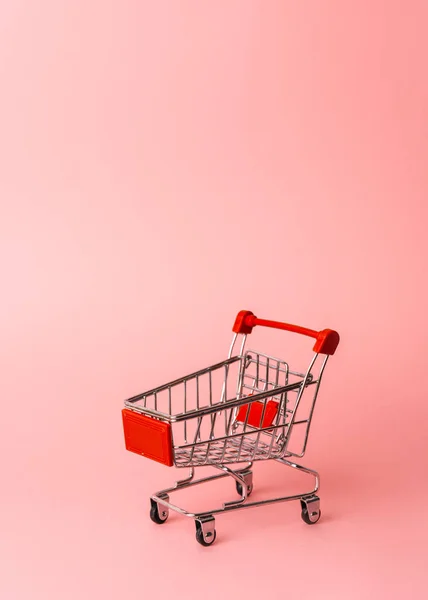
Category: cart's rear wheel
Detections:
[
  {"x1": 150, "y1": 499, "x2": 169, "y2": 524},
  {"x1": 195, "y1": 517, "x2": 216, "y2": 547},
  {"x1": 236, "y1": 481, "x2": 253, "y2": 497},
  {"x1": 301, "y1": 507, "x2": 321, "y2": 524},
  {"x1": 235, "y1": 469, "x2": 253, "y2": 498}
]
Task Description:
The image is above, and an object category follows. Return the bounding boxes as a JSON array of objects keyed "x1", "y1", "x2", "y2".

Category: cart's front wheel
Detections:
[
  {"x1": 150, "y1": 498, "x2": 169, "y2": 524},
  {"x1": 196, "y1": 527, "x2": 217, "y2": 546},
  {"x1": 195, "y1": 517, "x2": 216, "y2": 547}
]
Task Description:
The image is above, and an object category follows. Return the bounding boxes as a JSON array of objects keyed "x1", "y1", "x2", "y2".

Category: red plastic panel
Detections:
[
  {"x1": 236, "y1": 399, "x2": 279, "y2": 428},
  {"x1": 122, "y1": 409, "x2": 173, "y2": 466}
]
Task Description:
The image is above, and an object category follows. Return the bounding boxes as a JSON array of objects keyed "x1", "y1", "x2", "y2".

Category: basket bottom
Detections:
[{"x1": 174, "y1": 436, "x2": 284, "y2": 467}]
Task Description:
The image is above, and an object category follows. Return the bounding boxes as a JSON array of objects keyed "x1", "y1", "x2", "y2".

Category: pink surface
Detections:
[{"x1": 1, "y1": 1, "x2": 428, "y2": 598}]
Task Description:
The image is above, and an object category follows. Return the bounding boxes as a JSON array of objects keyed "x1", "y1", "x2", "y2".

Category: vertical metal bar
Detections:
[
  {"x1": 266, "y1": 357, "x2": 270, "y2": 391},
  {"x1": 231, "y1": 354, "x2": 247, "y2": 433},
  {"x1": 188, "y1": 417, "x2": 203, "y2": 464},
  {"x1": 235, "y1": 355, "x2": 246, "y2": 399},
  {"x1": 252, "y1": 396, "x2": 270, "y2": 459},
  {"x1": 239, "y1": 334, "x2": 247, "y2": 357},
  {"x1": 278, "y1": 362, "x2": 290, "y2": 443},
  {"x1": 222, "y1": 364, "x2": 228, "y2": 402},
  {"x1": 209, "y1": 410, "x2": 218, "y2": 440},
  {"x1": 269, "y1": 360, "x2": 284, "y2": 446},
  {"x1": 268, "y1": 360, "x2": 282, "y2": 447},
  {"x1": 208, "y1": 369, "x2": 215, "y2": 431},
  {"x1": 204, "y1": 387, "x2": 219, "y2": 461},
  {"x1": 236, "y1": 397, "x2": 252, "y2": 462},
  {"x1": 219, "y1": 364, "x2": 232, "y2": 463},
  {"x1": 222, "y1": 364, "x2": 229, "y2": 432},
  {"x1": 283, "y1": 354, "x2": 318, "y2": 455},
  {"x1": 228, "y1": 333, "x2": 238, "y2": 358},
  {"x1": 196, "y1": 375, "x2": 200, "y2": 410},
  {"x1": 184, "y1": 380, "x2": 187, "y2": 443},
  {"x1": 168, "y1": 386, "x2": 172, "y2": 415},
  {"x1": 154, "y1": 392, "x2": 157, "y2": 411},
  {"x1": 256, "y1": 354, "x2": 260, "y2": 389},
  {"x1": 219, "y1": 436, "x2": 229, "y2": 464},
  {"x1": 225, "y1": 404, "x2": 235, "y2": 436},
  {"x1": 300, "y1": 355, "x2": 328, "y2": 454},
  {"x1": 267, "y1": 391, "x2": 283, "y2": 458},
  {"x1": 261, "y1": 357, "x2": 269, "y2": 394}
]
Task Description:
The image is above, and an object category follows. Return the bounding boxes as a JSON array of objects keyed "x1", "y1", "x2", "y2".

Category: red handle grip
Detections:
[{"x1": 233, "y1": 310, "x2": 340, "y2": 355}]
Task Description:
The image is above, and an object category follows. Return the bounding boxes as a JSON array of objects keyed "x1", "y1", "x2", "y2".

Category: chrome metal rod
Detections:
[{"x1": 151, "y1": 458, "x2": 319, "y2": 520}]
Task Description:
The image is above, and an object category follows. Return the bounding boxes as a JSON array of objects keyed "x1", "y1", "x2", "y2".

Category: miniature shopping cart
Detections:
[{"x1": 122, "y1": 310, "x2": 339, "y2": 546}]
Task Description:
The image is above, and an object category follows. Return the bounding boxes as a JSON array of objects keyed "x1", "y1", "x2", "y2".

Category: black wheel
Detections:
[
  {"x1": 301, "y1": 507, "x2": 321, "y2": 525},
  {"x1": 236, "y1": 481, "x2": 253, "y2": 497},
  {"x1": 195, "y1": 526, "x2": 217, "y2": 547},
  {"x1": 150, "y1": 502, "x2": 168, "y2": 524}
]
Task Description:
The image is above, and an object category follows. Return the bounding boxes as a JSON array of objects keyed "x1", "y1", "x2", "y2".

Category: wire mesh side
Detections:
[
  {"x1": 124, "y1": 357, "x2": 242, "y2": 423},
  {"x1": 124, "y1": 348, "x2": 329, "y2": 467},
  {"x1": 170, "y1": 351, "x2": 328, "y2": 467}
]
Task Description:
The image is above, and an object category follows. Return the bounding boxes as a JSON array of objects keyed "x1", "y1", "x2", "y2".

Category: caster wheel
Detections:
[
  {"x1": 236, "y1": 481, "x2": 253, "y2": 497},
  {"x1": 150, "y1": 500, "x2": 169, "y2": 524},
  {"x1": 301, "y1": 507, "x2": 321, "y2": 524},
  {"x1": 235, "y1": 470, "x2": 253, "y2": 497},
  {"x1": 196, "y1": 527, "x2": 217, "y2": 546},
  {"x1": 195, "y1": 518, "x2": 216, "y2": 546},
  {"x1": 300, "y1": 496, "x2": 320, "y2": 524}
]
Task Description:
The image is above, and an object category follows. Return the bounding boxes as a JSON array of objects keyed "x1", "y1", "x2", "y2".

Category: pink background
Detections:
[{"x1": 1, "y1": 1, "x2": 428, "y2": 598}]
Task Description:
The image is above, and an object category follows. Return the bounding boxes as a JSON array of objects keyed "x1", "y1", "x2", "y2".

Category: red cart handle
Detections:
[{"x1": 233, "y1": 310, "x2": 340, "y2": 356}]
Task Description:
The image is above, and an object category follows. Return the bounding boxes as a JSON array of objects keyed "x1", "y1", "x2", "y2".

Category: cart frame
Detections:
[{"x1": 123, "y1": 310, "x2": 339, "y2": 545}]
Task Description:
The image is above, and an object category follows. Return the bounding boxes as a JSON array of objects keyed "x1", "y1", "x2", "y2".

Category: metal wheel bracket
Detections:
[
  {"x1": 150, "y1": 493, "x2": 170, "y2": 521},
  {"x1": 236, "y1": 469, "x2": 253, "y2": 496},
  {"x1": 195, "y1": 515, "x2": 216, "y2": 542},
  {"x1": 301, "y1": 495, "x2": 320, "y2": 522},
  {"x1": 241, "y1": 469, "x2": 253, "y2": 491}
]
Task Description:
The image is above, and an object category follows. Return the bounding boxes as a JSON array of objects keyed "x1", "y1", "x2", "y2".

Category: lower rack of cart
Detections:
[{"x1": 149, "y1": 455, "x2": 321, "y2": 546}]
